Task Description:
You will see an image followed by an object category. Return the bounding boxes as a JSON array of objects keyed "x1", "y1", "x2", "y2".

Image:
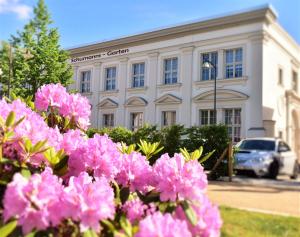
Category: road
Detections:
[{"x1": 207, "y1": 175, "x2": 300, "y2": 217}]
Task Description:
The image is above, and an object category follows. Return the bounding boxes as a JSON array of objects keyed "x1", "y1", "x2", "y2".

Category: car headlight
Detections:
[{"x1": 252, "y1": 154, "x2": 273, "y2": 163}]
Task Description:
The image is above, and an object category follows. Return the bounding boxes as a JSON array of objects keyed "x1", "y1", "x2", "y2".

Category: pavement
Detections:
[{"x1": 207, "y1": 175, "x2": 300, "y2": 217}]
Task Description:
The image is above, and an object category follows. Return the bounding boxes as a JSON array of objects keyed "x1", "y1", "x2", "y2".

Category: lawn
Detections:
[{"x1": 220, "y1": 206, "x2": 300, "y2": 237}]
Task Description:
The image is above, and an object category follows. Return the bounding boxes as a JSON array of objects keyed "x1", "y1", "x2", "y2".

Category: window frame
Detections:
[
  {"x1": 163, "y1": 57, "x2": 178, "y2": 85},
  {"x1": 292, "y1": 70, "x2": 298, "y2": 92},
  {"x1": 102, "y1": 113, "x2": 114, "y2": 128},
  {"x1": 199, "y1": 109, "x2": 217, "y2": 125},
  {"x1": 225, "y1": 48, "x2": 243, "y2": 79},
  {"x1": 201, "y1": 51, "x2": 218, "y2": 81},
  {"x1": 162, "y1": 111, "x2": 176, "y2": 127},
  {"x1": 132, "y1": 62, "x2": 145, "y2": 88},
  {"x1": 130, "y1": 112, "x2": 144, "y2": 131},
  {"x1": 224, "y1": 108, "x2": 242, "y2": 143},
  {"x1": 105, "y1": 67, "x2": 117, "y2": 91},
  {"x1": 80, "y1": 70, "x2": 91, "y2": 93}
]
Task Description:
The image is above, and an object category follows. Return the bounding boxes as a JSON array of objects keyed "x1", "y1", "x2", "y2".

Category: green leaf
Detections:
[
  {"x1": 101, "y1": 219, "x2": 115, "y2": 233},
  {"x1": 120, "y1": 187, "x2": 130, "y2": 204},
  {"x1": 5, "y1": 111, "x2": 16, "y2": 127},
  {"x1": 198, "y1": 150, "x2": 215, "y2": 164},
  {"x1": 24, "y1": 231, "x2": 36, "y2": 237},
  {"x1": 21, "y1": 168, "x2": 31, "y2": 179},
  {"x1": 181, "y1": 200, "x2": 197, "y2": 226},
  {"x1": 0, "y1": 220, "x2": 18, "y2": 237},
  {"x1": 83, "y1": 229, "x2": 98, "y2": 237},
  {"x1": 120, "y1": 216, "x2": 132, "y2": 237}
]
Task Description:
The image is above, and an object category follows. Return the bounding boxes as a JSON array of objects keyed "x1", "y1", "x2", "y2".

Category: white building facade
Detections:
[{"x1": 68, "y1": 6, "x2": 300, "y2": 159}]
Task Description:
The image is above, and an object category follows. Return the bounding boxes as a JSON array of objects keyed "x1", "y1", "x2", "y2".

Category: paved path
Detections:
[{"x1": 207, "y1": 175, "x2": 300, "y2": 217}]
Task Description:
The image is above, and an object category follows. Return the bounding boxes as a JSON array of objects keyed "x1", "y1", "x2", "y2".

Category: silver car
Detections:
[{"x1": 234, "y1": 138, "x2": 299, "y2": 179}]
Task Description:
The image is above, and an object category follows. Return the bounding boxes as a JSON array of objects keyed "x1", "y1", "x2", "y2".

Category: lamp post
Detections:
[
  {"x1": 0, "y1": 68, "x2": 3, "y2": 98},
  {"x1": 202, "y1": 60, "x2": 217, "y2": 124}
]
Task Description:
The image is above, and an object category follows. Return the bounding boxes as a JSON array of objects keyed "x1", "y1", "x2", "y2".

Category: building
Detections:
[{"x1": 68, "y1": 5, "x2": 300, "y2": 159}]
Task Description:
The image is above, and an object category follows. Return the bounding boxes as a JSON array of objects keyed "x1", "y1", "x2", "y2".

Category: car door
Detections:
[{"x1": 278, "y1": 141, "x2": 296, "y2": 175}]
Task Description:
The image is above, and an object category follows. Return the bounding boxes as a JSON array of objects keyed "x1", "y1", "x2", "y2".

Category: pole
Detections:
[
  {"x1": 213, "y1": 64, "x2": 217, "y2": 124},
  {"x1": 8, "y1": 44, "x2": 13, "y2": 98}
]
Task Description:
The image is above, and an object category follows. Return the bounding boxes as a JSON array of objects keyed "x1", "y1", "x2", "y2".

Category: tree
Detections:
[{"x1": 4, "y1": 0, "x2": 73, "y2": 98}]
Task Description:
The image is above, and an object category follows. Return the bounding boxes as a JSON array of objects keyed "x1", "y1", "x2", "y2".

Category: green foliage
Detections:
[
  {"x1": 137, "y1": 140, "x2": 164, "y2": 161},
  {"x1": 160, "y1": 125, "x2": 185, "y2": 156},
  {"x1": 1, "y1": 0, "x2": 73, "y2": 98},
  {"x1": 131, "y1": 124, "x2": 161, "y2": 144},
  {"x1": 181, "y1": 200, "x2": 197, "y2": 226},
  {"x1": 0, "y1": 220, "x2": 18, "y2": 237},
  {"x1": 180, "y1": 146, "x2": 215, "y2": 163}
]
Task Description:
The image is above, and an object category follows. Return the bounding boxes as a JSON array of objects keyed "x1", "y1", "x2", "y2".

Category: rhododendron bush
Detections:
[{"x1": 0, "y1": 84, "x2": 222, "y2": 237}]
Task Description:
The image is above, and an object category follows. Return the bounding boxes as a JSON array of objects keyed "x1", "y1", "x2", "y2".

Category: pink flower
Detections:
[
  {"x1": 116, "y1": 152, "x2": 153, "y2": 192},
  {"x1": 60, "y1": 129, "x2": 87, "y2": 155},
  {"x1": 63, "y1": 172, "x2": 115, "y2": 232},
  {"x1": 3, "y1": 168, "x2": 65, "y2": 234},
  {"x1": 175, "y1": 195, "x2": 223, "y2": 237},
  {"x1": 122, "y1": 199, "x2": 147, "y2": 223},
  {"x1": 135, "y1": 212, "x2": 192, "y2": 237},
  {"x1": 153, "y1": 153, "x2": 207, "y2": 201},
  {"x1": 35, "y1": 83, "x2": 68, "y2": 110}
]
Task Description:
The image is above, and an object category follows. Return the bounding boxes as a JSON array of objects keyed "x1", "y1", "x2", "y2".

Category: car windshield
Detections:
[{"x1": 237, "y1": 140, "x2": 275, "y2": 151}]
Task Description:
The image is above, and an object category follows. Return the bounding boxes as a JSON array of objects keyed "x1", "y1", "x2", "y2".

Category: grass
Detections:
[{"x1": 220, "y1": 206, "x2": 300, "y2": 237}]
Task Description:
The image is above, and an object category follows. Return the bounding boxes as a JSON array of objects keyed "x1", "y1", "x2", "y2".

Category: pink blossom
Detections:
[
  {"x1": 60, "y1": 129, "x2": 87, "y2": 155},
  {"x1": 135, "y1": 212, "x2": 192, "y2": 237},
  {"x1": 175, "y1": 195, "x2": 223, "y2": 237},
  {"x1": 3, "y1": 168, "x2": 65, "y2": 234},
  {"x1": 63, "y1": 172, "x2": 115, "y2": 232},
  {"x1": 116, "y1": 152, "x2": 153, "y2": 192},
  {"x1": 153, "y1": 153, "x2": 207, "y2": 201},
  {"x1": 35, "y1": 83, "x2": 68, "y2": 111},
  {"x1": 122, "y1": 199, "x2": 147, "y2": 223}
]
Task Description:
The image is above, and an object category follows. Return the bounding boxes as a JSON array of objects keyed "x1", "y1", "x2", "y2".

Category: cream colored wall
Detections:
[{"x1": 69, "y1": 19, "x2": 300, "y2": 146}]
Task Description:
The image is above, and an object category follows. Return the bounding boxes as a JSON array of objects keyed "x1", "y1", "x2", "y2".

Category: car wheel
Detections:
[
  {"x1": 290, "y1": 162, "x2": 299, "y2": 180},
  {"x1": 269, "y1": 160, "x2": 279, "y2": 179}
]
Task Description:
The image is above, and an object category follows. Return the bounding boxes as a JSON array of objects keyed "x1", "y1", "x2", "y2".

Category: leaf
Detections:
[
  {"x1": 120, "y1": 216, "x2": 132, "y2": 237},
  {"x1": 181, "y1": 200, "x2": 197, "y2": 226},
  {"x1": 13, "y1": 116, "x2": 25, "y2": 128},
  {"x1": 101, "y1": 219, "x2": 115, "y2": 233},
  {"x1": 120, "y1": 187, "x2": 130, "y2": 204},
  {"x1": 21, "y1": 168, "x2": 31, "y2": 179},
  {"x1": 24, "y1": 231, "x2": 36, "y2": 237},
  {"x1": 0, "y1": 220, "x2": 18, "y2": 237},
  {"x1": 5, "y1": 111, "x2": 16, "y2": 127},
  {"x1": 83, "y1": 229, "x2": 98, "y2": 237},
  {"x1": 199, "y1": 150, "x2": 215, "y2": 164}
]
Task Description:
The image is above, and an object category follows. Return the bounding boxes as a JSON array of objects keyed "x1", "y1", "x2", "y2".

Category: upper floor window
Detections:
[
  {"x1": 80, "y1": 71, "x2": 91, "y2": 93},
  {"x1": 103, "y1": 114, "x2": 114, "y2": 127},
  {"x1": 224, "y1": 108, "x2": 241, "y2": 143},
  {"x1": 130, "y1": 112, "x2": 143, "y2": 131},
  {"x1": 292, "y1": 71, "x2": 298, "y2": 92},
  {"x1": 132, "y1": 63, "x2": 145, "y2": 88},
  {"x1": 201, "y1": 52, "x2": 218, "y2": 80},
  {"x1": 278, "y1": 68, "x2": 283, "y2": 85},
  {"x1": 225, "y1": 48, "x2": 243, "y2": 79},
  {"x1": 105, "y1": 67, "x2": 116, "y2": 91},
  {"x1": 164, "y1": 58, "x2": 178, "y2": 84},
  {"x1": 162, "y1": 111, "x2": 176, "y2": 127},
  {"x1": 200, "y1": 110, "x2": 216, "y2": 125}
]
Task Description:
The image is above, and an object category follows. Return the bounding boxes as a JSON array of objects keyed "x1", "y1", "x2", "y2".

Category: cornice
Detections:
[{"x1": 68, "y1": 7, "x2": 276, "y2": 56}]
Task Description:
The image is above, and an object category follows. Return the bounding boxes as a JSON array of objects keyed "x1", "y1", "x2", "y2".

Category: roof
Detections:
[{"x1": 68, "y1": 4, "x2": 277, "y2": 55}]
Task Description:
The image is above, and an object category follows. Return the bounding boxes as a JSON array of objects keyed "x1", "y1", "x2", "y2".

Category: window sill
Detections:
[
  {"x1": 157, "y1": 83, "x2": 182, "y2": 89},
  {"x1": 99, "y1": 90, "x2": 119, "y2": 95},
  {"x1": 126, "y1": 87, "x2": 148, "y2": 92},
  {"x1": 194, "y1": 77, "x2": 248, "y2": 87}
]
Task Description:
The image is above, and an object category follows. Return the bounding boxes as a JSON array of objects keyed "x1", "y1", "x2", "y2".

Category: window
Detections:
[
  {"x1": 278, "y1": 141, "x2": 291, "y2": 152},
  {"x1": 201, "y1": 52, "x2": 218, "y2": 80},
  {"x1": 105, "y1": 67, "x2": 116, "y2": 91},
  {"x1": 130, "y1": 112, "x2": 143, "y2": 131},
  {"x1": 292, "y1": 71, "x2": 298, "y2": 92},
  {"x1": 278, "y1": 68, "x2": 283, "y2": 85},
  {"x1": 132, "y1": 63, "x2": 145, "y2": 88},
  {"x1": 164, "y1": 58, "x2": 178, "y2": 84},
  {"x1": 200, "y1": 110, "x2": 216, "y2": 125},
  {"x1": 238, "y1": 140, "x2": 275, "y2": 151},
  {"x1": 162, "y1": 111, "x2": 176, "y2": 127},
  {"x1": 224, "y1": 108, "x2": 241, "y2": 143},
  {"x1": 103, "y1": 114, "x2": 114, "y2": 127},
  {"x1": 225, "y1": 48, "x2": 243, "y2": 78},
  {"x1": 80, "y1": 71, "x2": 91, "y2": 93}
]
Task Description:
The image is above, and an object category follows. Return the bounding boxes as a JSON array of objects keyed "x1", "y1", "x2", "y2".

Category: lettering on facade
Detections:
[{"x1": 71, "y1": 48, "x2": 129, "y2": 63}]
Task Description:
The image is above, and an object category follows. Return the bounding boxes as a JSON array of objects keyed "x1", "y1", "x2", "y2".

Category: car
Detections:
[{"x1": 234, "y1": 138, "x2": 299, "y2": 179}]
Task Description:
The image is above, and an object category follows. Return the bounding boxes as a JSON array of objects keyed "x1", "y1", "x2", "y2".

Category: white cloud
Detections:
[{"x1": 0, "y1": 0, "x2": 32, "y2": 19}]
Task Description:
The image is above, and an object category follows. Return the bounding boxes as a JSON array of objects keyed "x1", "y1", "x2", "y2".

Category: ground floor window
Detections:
[
  {"x1": 224, "y1": 108, "x2": 241, "y2": 143},
  {"x1": 130, "y1": 112, "x2": 143, "y2": 131},
  {"x1": 162, "y1": 111, "x2": 176, "y2": 127},
  {"x1": 200, "y1": 109, "x2": 216, "y2": 125},
  {"x1": 103, "y1": 114, "x2": 114, "y2": 127}
]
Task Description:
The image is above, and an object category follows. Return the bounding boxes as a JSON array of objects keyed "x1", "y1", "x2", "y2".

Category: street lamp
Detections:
[
  {"x1": 202, "y1": 60, "x2": 217, "y2": 124},
  {"x1": 0, "y1": 68, "x2": 3, "y2": 98}
]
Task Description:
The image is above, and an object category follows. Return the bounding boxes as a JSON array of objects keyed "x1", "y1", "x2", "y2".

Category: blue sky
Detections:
[{"x1": 0, "y1": 0, "x2": 299, "y2": 48}]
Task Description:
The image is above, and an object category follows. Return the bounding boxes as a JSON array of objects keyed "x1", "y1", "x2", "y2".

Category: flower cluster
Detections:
[
  {"x1": 3, "y1": 168, "x2": 115, "y2": 234},
  {"x1": 0, "y1": 84, "x2": 222, "y2": 237},
  {"x1": 35, "y1": 83, "x2": 91, "y2": 129}
]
